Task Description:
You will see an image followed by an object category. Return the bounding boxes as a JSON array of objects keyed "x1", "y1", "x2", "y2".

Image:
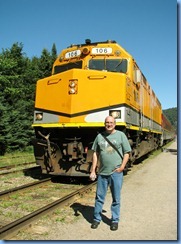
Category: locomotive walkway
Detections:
[{"x1": 57, "y1": 140, "x2": 177, "y2": 241}]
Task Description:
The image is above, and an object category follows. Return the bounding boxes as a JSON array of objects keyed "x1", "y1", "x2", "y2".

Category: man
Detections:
[{"x1": 90, "y1": 116, "x2": 131, "y2": 231}]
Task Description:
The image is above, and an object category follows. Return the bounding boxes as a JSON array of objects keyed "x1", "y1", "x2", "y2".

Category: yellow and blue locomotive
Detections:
[{"x1": 32, "y1": 39, "x2": 174, "y2": 176}]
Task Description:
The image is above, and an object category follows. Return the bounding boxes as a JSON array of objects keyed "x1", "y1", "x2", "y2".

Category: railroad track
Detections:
[
  {"x1": 0, "y1": 143, "x2": 174, "y2": 240},
  {"x1": 0, "y1": 162, "x2": 38, "y2": 176},
  {"x1": 0, "y1": 182, "x2": 96, "y2": 240},
  {"x1": 0, "y1": 162, "x2": 36, "y2": 171},
  {"x1": 0, "y1": 177, "x2": 53, "y2": 198}
]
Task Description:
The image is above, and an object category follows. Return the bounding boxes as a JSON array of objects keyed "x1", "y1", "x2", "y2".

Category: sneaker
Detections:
[
  {"x1": 110, "y1": 222, "x2": 118, "y2": 231},
  {"x1": 91, "y1": 221, "x2": 100, "y2": 229}
]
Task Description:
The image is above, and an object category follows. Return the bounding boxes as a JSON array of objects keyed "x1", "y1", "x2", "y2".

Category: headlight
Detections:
[
  {"x1": 69, "y1": 81, "x2": 76, "y2": 88},
  {"x1": 69, "y1": 88, "x2": 76, "y2": 94},
  {"x1": 69, "y1": 79, "x2": 78, "y2": 94},
  {"x1": 109, "y1": 110, "x2": 121, "y2": 119},
  {"x1": 35, "y1": 113, "x2": 43, "y2": 121},
  {"x1": 82, "y1": 47, "x2": 90, "y2": 55}
]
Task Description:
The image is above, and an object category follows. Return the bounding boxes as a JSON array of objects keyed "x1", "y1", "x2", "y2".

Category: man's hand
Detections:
[
  {"x1": 89, "y1": 172, "x2": 97, "y2": 181},
  {"x1": 113, "y1": 165, "x2": 125, "y2": 173}
]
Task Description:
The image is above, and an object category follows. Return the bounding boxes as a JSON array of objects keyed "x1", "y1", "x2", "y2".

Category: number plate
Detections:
[
  {"x1": 65, "y1": 50, "x2": 81, "y2": 59},
  {"x1": 91, "y1": 47, "x2": 112, "y2": 55}
]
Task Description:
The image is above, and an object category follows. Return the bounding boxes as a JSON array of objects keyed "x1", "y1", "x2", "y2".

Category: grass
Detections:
[
  {"x1": 0, "y1": 201, "x2": 15, "y2": 208},
  {"x1": 0, "y1": 147, "x2": 35, "y2": 167},
  {"x1": 20, "y1": 204, "x2": 36, "y2": 212}
]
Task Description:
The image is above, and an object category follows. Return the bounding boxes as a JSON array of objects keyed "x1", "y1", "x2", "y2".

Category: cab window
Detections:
[
  {"x1": 89, "y1": 59, "x2": 127, "y2": 73},
  {"x1": 53, "y1": 61, "x2": 82, "y2": 74}
]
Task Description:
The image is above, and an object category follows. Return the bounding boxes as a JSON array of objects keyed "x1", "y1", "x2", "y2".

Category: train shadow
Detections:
[
  {"x1": 23, "y1": 167, "x2": 95, "y2": 184},
  {"x1": 70, "y1": 202, "x2": 110, "y2": 226},
  {"x1": 162, "y1": 148, "x2": 177, "y2": 155},
  {"x1": 23, "y1": 166, "x2": 51, "y2": 180}
]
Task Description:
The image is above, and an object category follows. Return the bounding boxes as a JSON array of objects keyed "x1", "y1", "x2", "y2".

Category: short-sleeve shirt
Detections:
[{"x1": 92, "y1": 130, "x2": 131, "y2": 175}]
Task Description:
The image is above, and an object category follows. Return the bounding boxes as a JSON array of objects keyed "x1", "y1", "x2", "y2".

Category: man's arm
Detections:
[
  {"x1": 114, "y1": 152, "x2": 130, "y2": 173},
  {"x1": 89, "y1": 151, "x2": 98, "y2": 180}
]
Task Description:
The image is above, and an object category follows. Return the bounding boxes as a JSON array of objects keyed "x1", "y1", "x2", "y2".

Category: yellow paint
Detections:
[{"x1": 34, "y1": 41, "x2": 162, "y2": 127}]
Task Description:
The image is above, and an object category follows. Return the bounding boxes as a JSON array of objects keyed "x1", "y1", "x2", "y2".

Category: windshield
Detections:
[
  {"x1": 89, "y1": 59, "x2": 127, "y2": 73},
  {"x1": 53, "y1": 61, "x2": 82, "y2": 74}
]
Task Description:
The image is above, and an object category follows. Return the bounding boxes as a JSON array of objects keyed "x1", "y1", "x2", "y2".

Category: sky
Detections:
[{"x1": 0, "y1": 0, "x2": 178, "y2": 110}]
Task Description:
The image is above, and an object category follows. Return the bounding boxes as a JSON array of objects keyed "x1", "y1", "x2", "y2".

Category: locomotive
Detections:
[{"x1": 32, "y1": 39, "x2": 174, "y2": 176}]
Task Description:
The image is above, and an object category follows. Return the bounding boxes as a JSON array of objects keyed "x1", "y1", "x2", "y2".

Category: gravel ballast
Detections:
[{"x1": 11, "y1": 141, "x2": 177, "y2": 241}]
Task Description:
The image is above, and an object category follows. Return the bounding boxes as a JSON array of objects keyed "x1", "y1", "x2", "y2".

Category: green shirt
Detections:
[{"x1": 92, "y1": 130, "x2": 131, "y2": 175}]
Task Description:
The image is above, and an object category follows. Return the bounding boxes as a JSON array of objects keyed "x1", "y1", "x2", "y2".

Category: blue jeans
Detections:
[{"x1": 93, "y1": 171, "x2": 123, "y2": 223}]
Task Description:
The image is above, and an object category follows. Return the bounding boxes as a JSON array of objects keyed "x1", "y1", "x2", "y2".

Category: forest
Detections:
[
  {"x1": 0, "y1": 43, "x2": 177, "y2": 155},
  {"x1": 163, "y1": 107, "x2": 177, "y2": 130},
  {"x1": 0, "y1": 43, "x2": 57, "y2": 155}
]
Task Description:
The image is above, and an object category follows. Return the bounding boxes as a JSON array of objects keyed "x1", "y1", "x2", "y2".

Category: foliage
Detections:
[
  {"x1": 0, "y1": 42, "x2": 57, "y2": 155},
  {"x1": 163, "y1": 107, "x2": 177, "y2": 130}
]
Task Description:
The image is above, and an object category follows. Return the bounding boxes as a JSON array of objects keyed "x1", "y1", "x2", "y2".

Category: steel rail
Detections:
[
  {"x1": 0, "y1": 165, "x2": 40, "y2": 176},
  {"x1": 0, "y1": 181, "x2": 96, "y2": 239},
  {"x1": 0, "y1": 177, "x2": 52, "y2": 197},
  {"x1": 0, "y1": 162, "x2": 35, "y2": 171}
]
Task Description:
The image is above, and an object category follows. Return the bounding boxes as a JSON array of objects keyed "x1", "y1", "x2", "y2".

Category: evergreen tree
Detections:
[
  {"x1": 39, "y1": 48, "x2": 52, "y2": 78},
  {"x1": 163, "y1": 107, "x2": 177, "y2": 130},
  {"x1": 0, "y1": 43, "x2": 34, "y2": 153},
  {"x1": 0, "y1": 42, "x2": 58, "y2": 155},
  {"x1": 51, "y1": 43, "x2": 57, "y2": 64}
]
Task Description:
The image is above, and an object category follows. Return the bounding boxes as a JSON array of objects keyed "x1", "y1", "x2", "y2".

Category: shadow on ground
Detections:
[{"x1": 70, "y1": 202, "x2": 111, "y2": 226}]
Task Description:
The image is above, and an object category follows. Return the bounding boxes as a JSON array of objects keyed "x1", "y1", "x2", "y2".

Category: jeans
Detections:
[{"x1": 93, "y1": 171, "x2": 123, "y2": 223}]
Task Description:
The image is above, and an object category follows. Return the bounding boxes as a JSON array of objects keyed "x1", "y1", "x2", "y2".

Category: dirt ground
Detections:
[{"x1": 11, "y1": 140, "x2": 177, "y2": 241}]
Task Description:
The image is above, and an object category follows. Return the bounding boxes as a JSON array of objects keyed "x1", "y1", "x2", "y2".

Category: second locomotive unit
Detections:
[{"x1": 32, "y1": 39, "x2": 174, "y2": 176}]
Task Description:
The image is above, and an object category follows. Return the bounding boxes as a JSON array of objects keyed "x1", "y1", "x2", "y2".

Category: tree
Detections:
[
  {"x1": 0, "y1": 42, "x2": 58, "y2": 154},
  {"x1": 0, "y1": 43, "x2": 34, "y2": 153},
  {"x1": 38, "y1": 44, "x2": 57, "y2": 78},
  {"x1": 51, "y1": 43, "x2": 57, "y2": 64},
  {"x1": 38, "y1": 48, "x2": 52, "y2": 78},
  {"x1": 163, "y1": 107, "x2": 177, "y2": 130}
]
